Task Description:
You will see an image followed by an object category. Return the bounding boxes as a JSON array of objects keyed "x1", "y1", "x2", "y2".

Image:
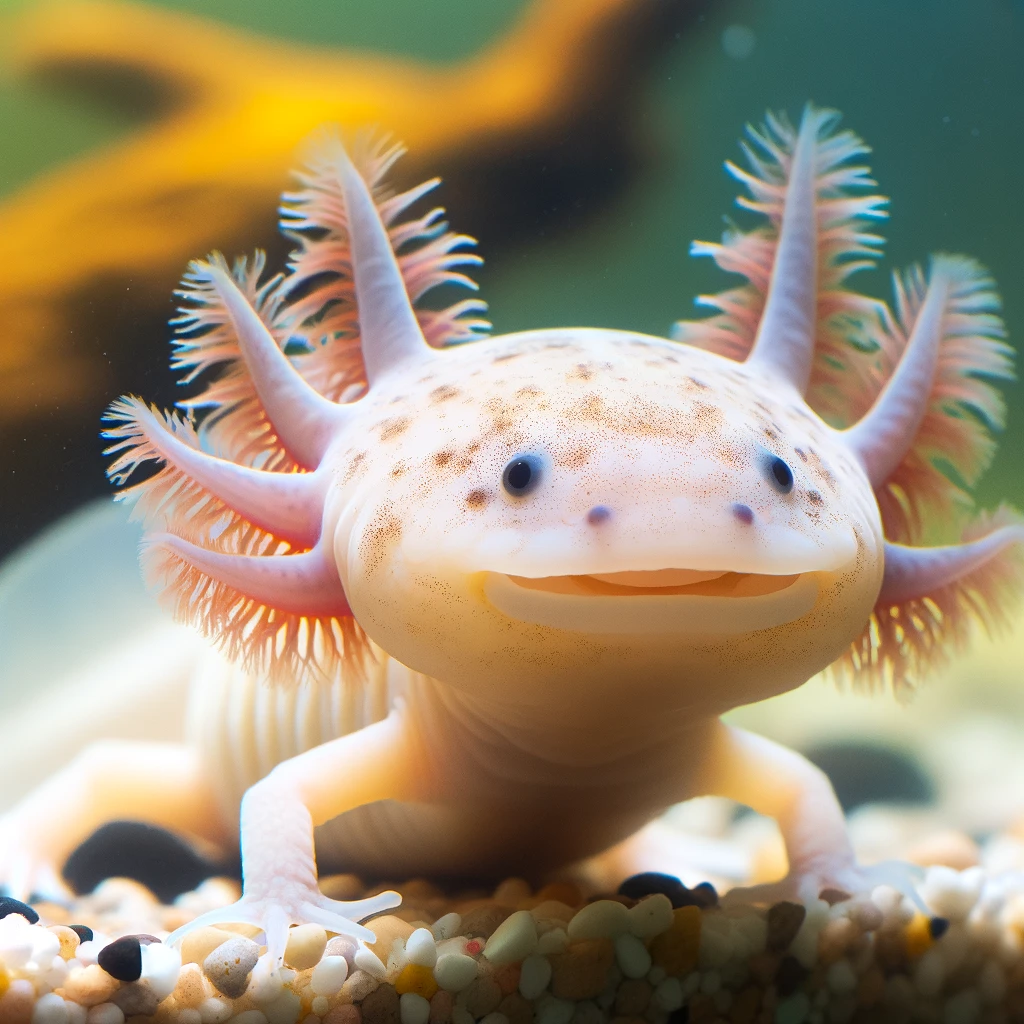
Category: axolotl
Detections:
[{"x1": 1, "y1": 107, "x2": 1020, "y2": 963}]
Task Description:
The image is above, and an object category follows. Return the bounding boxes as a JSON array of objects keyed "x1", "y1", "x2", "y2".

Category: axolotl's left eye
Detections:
[
  {"x1": 502, "y1": 454, "x2": 544, "y2": 497},
  {"x1": 765, "y1": 455, "x2": 795, "y2": 494}
]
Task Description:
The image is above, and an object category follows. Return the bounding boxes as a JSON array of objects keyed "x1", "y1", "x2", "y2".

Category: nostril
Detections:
[
  {"x1": 587, "y1": 505, "x2": 612, "y2": 525},
  {"x1": 732, "y1": 502, "x2": 754, "y2": 525}
]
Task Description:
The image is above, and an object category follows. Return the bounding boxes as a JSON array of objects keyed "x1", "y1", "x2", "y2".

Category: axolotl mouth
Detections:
[{"x1": 483, "y1": 567, "x2": 818, "y2": 635}]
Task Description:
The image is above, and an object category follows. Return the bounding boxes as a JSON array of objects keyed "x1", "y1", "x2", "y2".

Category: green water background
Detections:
[{"x1": 0, "y1": 0, "x2": 1022, "y2": 523}]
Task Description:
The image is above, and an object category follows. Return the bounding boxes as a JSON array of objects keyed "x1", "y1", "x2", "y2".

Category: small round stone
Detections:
[
  {"x1": 566, "y1": 901, "x2": 630, "y2": 941},
  {"x1": 626, "y1": 895, "x2": 673, "y2": 940},
  {"x1": 407, "y1": 928, "x2": 439, "y2": 968},
  {"x1": 355, "y1": 946, "x2": 389, "y2": 980},
  {"x1": 518, "y1": 954, "x2": 552, "y2": 1000},
  {"x1": 85, "y1": 1005, "x2": 125, "y2": 1024},
  {"x1": 484, "y1": 911, "x2": 538, "y2": 965},
  {"x1": 97, "y1": 936, "x2": 154, "y2": 982},
  {"x1": 431, "y1": 914, "x2": 462, "y2": 941},
  {"x1": 613, "y1": 933, "x2": 651, "y2": 979},
  {"x1": 311, "y1": 955, "x2": 350, "y2": 996},
  {"x1": 396, "y1": 962, "x2": 439, "y2": 1000},
  {"x1": 766, "y1": 902, "x2": 807, "y2": 953},
  {"x1": 617, "y1": 874, "x2": 688, "y2": 908},
  {"x1": 284, "y1": 922, "x2": 328, "y2": 971},
  {"x1": 30, "y1": 991, "x2": 70, "y2": 1024},
  {"x1": 140, "y1": 940, "x2": 181, "y2": 1000},
  {"x1": 63, "y1": 965, "x2": 119, "y2": 1008},
  {"x1": 400, "y1": 992, "x2": 431, "y2": 1024},
  {"x1": 68, "y1": 925, "x2": 94, "y2": 944},
  {"x1": 434, "y1": 953, "x2": 478, "y2": 993},
  {"x1": 202, "y1": 936, "x2": 260, "y2": 999},
  {"x1": 0, "y1": 896, "x2": 39, "y2": 924}
]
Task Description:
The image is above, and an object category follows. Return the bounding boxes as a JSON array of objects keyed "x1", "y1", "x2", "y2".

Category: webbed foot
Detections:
[{"x1": 166, "y1": 884, "x2": 400, "y2": 965}]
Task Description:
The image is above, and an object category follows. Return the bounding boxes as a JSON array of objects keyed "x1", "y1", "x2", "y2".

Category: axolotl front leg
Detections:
[
  {"x1": 694, "y1": 720, "x2": 923, "y2": 907},
  {"x1": 168, "y1": 705, "x2": 427, "y2": 964}
]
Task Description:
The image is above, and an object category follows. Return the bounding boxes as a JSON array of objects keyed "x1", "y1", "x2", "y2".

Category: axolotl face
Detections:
[{"x1": 328, "y1": 328, "x2": 884, "y2": 716}]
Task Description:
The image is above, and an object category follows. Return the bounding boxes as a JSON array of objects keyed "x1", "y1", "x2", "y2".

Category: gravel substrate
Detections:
[{"x1": 5, "y1": 864, "x2": 1024, "y2": 1024}]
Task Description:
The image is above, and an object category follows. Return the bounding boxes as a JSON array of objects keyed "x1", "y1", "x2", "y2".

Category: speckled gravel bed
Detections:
[{"x1": 4, "y1": 867, "x2": 1024, "y2": 1024}]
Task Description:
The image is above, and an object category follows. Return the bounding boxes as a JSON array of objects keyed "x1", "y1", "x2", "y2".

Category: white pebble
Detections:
[
  {"x1": 774, "y1": 991, "x2": 811, "y2": 1024},
  {"x1": 613, "y1": 933, "x2": 651, "y2": 979},
  {"x1": 518, "y1": 953, "x2": 552, "y2": 1000},
  {"x1": 198, "y1": 997, "x2": 234, "y2": 1024},
  {"x1": 652, "y1": 977, "x2": 683, "y2": 1012},
  {"x1": 567, "y1": 900, "x2": 630, "y2": 941},
  {"x1": 85, "y1": 1006, "x2": 124, "y2": 1024},
  {"x1": 942, "y1": 988, "x2": 981, "y2": 1024},
  {"x1": 0, "y1": 915, "x2": 34, "y2": 968},
  {"x1": 140, "y1": 940, "x2": 181, "y2": 1000},
  {"x1": 264, "y1": 988, "x2": 301, "y2": 1024},
  {"x1": 479, "y1": 1015, "x2": 509, "y2": 1024},
  {"x1": 177, "y1": 1011, "x2": 202, "y2": 1024},
  {"x1": 536, "y1": 928, "x2": 568, "y2": 955},
  {"x1": 406, "y1": 928, "x2": 438, "y2": 968},
  {"x1": 485, "y1": 910, "x2": 538, "y2": 964},
  {"x1": 32, "y1": 993, "x2": 70, "y2": 1024},
  {"x1": 431, "y1": 913, "x2": 462, "y2": 941},
  {"x1": 355, "y1": 945, "x2": 389, "y2": 979},
  {"x1": 627, "y1": 894, "x2": 674, "y2": 939},
  {"x1": 825, "y1": 959, "x2": 857, "y2": 995},
  {"x1": 29, "y1": 928, "x2": 61, "y2": 967},
  {"x1": 66, "y1": 1002, "x2": 87, "y2": 1024},
  {"x1": 914, "y1": 948, "x2": 945, "y2": 998},
  {"x1": 400, "y1": 992, "x2": 431, "y2": 1024},
  {"x1": 45, "y1": 955, "x2": 69, "y2": 989},
  {"x1": 434, "y1": 952, "x2": 478, "y2": 992},
  {"x1": 535, "y1": 994, "x2": 575, "y2": 1024},
  {"x1": 387, "y1": 937, "x2": 408, "y2": 976},
  {"x1": 75, "y1": 941, "x2": 100, "y2": 967},
  {"x1": 311, "y1": 996, "x2": 329, "y2": 1017},
  {"x1": 311, "y1": 954, "x2": 349, "y2": 995}
]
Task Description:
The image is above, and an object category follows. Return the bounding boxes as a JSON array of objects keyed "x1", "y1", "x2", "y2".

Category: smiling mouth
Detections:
[{"x1": 482, "y1": 567, "x2": 818, "y2": 635}]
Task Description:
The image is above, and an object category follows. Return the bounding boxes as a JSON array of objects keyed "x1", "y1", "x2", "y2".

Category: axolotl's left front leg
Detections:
[
  {"x1": 693, "y1": 719, "x2": 923, "y2": 906},
  {"x1": 168, "y1": 704, "x2": 430, "y2": 965}
]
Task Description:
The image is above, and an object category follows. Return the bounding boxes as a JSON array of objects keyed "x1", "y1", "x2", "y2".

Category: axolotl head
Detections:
[
  {"x1": 109, "y1": 111, "x2": 1020, "y2": 717},
  {"x1": 333, "y1": 328, "x2": 879, "y2": 713}
]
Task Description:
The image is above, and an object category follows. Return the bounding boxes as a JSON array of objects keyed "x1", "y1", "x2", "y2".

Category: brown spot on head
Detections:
[
  {"x1": 358, "y1": 504, "x2": 403, "y2": 574},
  {"x1": 493, "y1": 351, "x2": 523, "y2": 363},
  {"x1": 379, "y1": 416, "x2": 410, "y2": 442},
  {"x1": 569, "y1": 362, "x2": 594, "y2": 381},
  {"x1": 687, "y1": 376, "x2": 710, "y2": 390},
  {"x1": 430, "y1": 384, "x2": 461, "y2": 404},
  {"x1": 466, "y1": 489, "x2": 490, "y2": 509},
  {"x1": 433, "y1": 450, "x2": 454, "y2": 468},
  {"x1": 390, "y1": 462, "x2": 407, "y2": 479},
  {"x1": 807, "y1": 490, "x2": 824, "y2": 505},
  {"x1": 341, "y1": 450, "x2": 367, "y2": 485}
]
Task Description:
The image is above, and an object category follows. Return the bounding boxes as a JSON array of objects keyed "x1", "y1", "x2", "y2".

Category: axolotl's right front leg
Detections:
[{"x1": 168, "y1": 704, "x2": 429, "y2": 964}]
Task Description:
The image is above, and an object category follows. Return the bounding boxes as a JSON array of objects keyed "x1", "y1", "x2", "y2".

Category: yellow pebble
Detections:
[
  {"x1": 49, "y1": 925, "x2": 81, "y2": 961},
  {"x1": 367, "y1": 915, "x2": 416, "y2": 961},
  {"x1": 0, "y1": 963, "x2": 9, "y2": 999},
  {"x1": 649, "y1": 905, "x2": 701, "y2": 975},
  {"x1": 286, "y1": 923, "x2": 329, "y2": 971},
  {"x1": 180, "y1": 926, "x2": 240, "y2": 966},
  {"x1": 395, "y1": 962, "x2": 439, "y2": 999},
  {"x1": 903, "y1": 913, "x2": 933, "y2": 959}
]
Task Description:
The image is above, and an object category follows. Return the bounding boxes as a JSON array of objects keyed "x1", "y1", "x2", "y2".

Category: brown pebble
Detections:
[
  {"x1": 63, "y1": 964, "x2": 120, "y2": 1007},
  {"x1": 362, "y1": 982, "x2": 400, "y2": 1024},
  {"x1": 429, "y1": 989, "x2": 454, "y2": 1024},
  {"x1": 325, "y1": 1003, "x2": 364, "y2": 1024},
  {"x1": 614, "y1": 978, "x2": 651, "y2": 1016},
  {"x1": 774, "y1": 955, "x2": 807, "y2": 997},
  {"x1": 818, "y1": 888, "x2": 851, "y2": 906},
  {"x1": 367, "y1": 915, "x2": 416, "y2": 960},
  {"x1": 905, "y1": 829, "x2": 980, "y2": 870},
  {"x1": 818, "y1": 917, "x2": 856, "y2": 964},
  {"x1": 549, "y1": 939, "x2": 615, "y2": 1001},
  {"x1": 493, "y1": 878, "x2": 532, "y2": 903},
  {"x1": 685, "y1": 992, "x2": 717, "y2": 1024},
  {"x1": 321, "y1": 875, "x2": 367, "y2": 901},
  {"x1": 112, "y1": 980, "x2": 160, "y2": 1017},
  {"x1": 747, "y1": 952, "x2": 779, "y2": 987},
  {"x1": 728, "y1": 985, "x2": 761, "y2": 1024},
  {"x1": 0, "y1": 981, "x2": 34, "y2": 1024},
  {"x1": 459, "y1": 975, "x2": 502, "y2": 1017},
  {"x1": 766, "y1": 902, "x2": 806, "y2": 953},
  {"x1": 873, "y1": 928, "x2": 907, "y2": 972},
  {"x1": 403, "y1": 879, "x2": 445, "y2": 901},
  {"x1": 530, "y1": 900, "x2": 575, "y2": 925},
  {"x1": 460, "y1": 905, "x2": 513, "y2": 940},
  {"x1": 496, "y1": 991, "x2": 532, "y2": 1024},
  {"x1": 536, "y1": 882, "x2": 583, "y2": 907},
  {"x1": 847, "y1": 899, "x2": 884, "y2": 933},
  {"x1": 480, "y1": 960, "x2": 521, "y2": 996},
  {"x1": 173, "y1": 962, "x2": 209, "y2": 1009},
  {"x1": 857, "y1": 965, "x2": 885, "y2": 1007}
]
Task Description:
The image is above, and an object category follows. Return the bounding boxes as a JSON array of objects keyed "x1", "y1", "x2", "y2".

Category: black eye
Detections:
[
  {"x1": 502, "y1": 455, "x2": 542, "y2": 496},
  {"x1": 768, "y1": 456, "x2": 794, "y2": 494}
]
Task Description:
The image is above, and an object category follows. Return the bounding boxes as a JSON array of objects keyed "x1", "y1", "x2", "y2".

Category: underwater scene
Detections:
[{"x1": 2, "y1": 0, "x2": 1024, "y2": 1021}]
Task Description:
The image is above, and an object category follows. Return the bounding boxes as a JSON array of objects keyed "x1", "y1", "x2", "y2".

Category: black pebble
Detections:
[
  {"x1": 69, "y1": 924, "x2": 94, "y2": 944},
  {"x1": 617, "y1": 873, "x2": 718, "y2": 910},
  {"x1": 929, "y1": 916, "x2": 950, "y2": 940},
  {"x1": 667, "y1": 1006, "x2": 689, "y2": 1024},
  {"x1": 98, "y1": 935, "x2": 146, "y2": 982},
  {"x1": 0, "y1": 896, "x2": 39, "y2": 924},
  {"x1": 775, "y1": 954, "x2": 809, "y2": 997},
  {"x1": 618, "y1": 872, "x2": 689, "y2": 907}
]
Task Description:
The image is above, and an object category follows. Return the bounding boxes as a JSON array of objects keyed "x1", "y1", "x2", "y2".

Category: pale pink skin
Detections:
[{"x1": 0, "y1": 108, "x2": 1019, "y2": 966}]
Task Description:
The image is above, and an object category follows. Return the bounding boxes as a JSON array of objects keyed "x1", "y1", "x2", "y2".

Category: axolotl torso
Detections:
[{"x1": 2, "y1": 108, "x2": 1020, "y2": 961}]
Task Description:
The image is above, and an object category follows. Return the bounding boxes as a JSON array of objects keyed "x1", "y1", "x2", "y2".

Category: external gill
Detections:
[{"x1": 104, "y1": 133, "x2": 477, "y2": 682}]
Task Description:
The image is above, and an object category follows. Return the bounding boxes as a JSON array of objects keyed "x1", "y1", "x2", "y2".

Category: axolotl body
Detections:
[{"x1": 1, "y1": 108, "x2": 1020, "y2": 962}]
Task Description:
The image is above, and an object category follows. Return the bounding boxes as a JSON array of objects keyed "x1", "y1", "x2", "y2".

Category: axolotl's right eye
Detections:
[{"x1": 502, "y1": 454, "x2": 543, "y2": 497}]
